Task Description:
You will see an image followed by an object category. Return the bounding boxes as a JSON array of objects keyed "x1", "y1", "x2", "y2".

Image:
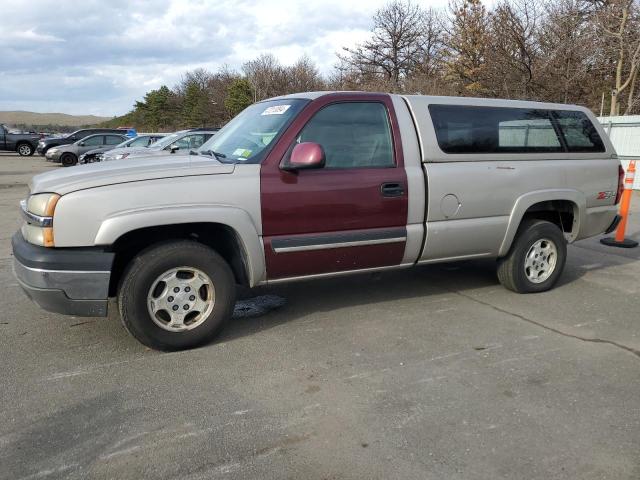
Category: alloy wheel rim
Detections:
[
  {"x1": 147, "y1": 266, "x2": 215, "y2": 332},
  {"x1": 19, "y1": 145, "x2": 30, "y2": 155},
  {"x1": 524, "y1": 238, "x2": 558, "y2": 284}
]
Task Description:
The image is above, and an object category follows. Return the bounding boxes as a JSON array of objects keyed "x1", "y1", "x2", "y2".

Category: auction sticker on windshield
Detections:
[
  {"x1": 261, "y1": 105, "x2": 291, "y2": 115},
  {"x1": 232, "y1": 148, "x2": 252, "y2": 158}
]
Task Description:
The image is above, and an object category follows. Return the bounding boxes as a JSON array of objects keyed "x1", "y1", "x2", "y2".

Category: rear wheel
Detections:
[
  {"x1": 60, "y1": 153, "x2": 77, "y2": 167},
  {"x1": 497, "y1": 219, "x2": 567, "y2": 293},
  {"x1": 17, "y1": 143, "x2": 34, "y2": 156},
  {"x1": 118, "y1": 241, "x2": 236, "y2": 351}
]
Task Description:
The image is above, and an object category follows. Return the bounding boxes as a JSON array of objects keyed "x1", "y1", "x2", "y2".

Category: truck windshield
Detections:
[{"x1": 197, "y1": 99, "x2": 308, "y2": 164}]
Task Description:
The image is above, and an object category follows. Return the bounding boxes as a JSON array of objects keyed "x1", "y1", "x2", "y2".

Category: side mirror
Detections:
[
  {"x1": 169, "y1": 144, "x2": 179, "y2": 153},
  {"x1": 282, "y1": 142, "x2": 325, "y2": 171},
  {"x1": 78, "y1": 142, "x2": 85, "y2": 146}
]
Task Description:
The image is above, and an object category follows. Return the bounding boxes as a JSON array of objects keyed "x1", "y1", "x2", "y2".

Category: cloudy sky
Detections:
[{"x1": 1, "y1": 0, "x2": 463, "y2": 117}]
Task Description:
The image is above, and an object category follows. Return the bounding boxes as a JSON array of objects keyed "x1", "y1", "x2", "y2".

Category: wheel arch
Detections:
[
  {"x1": 498, "y1": 190, "x2": 585, "y2": 257},
  {"x1": 97, "y1": 207, "x2": 266, "y2": 295}
]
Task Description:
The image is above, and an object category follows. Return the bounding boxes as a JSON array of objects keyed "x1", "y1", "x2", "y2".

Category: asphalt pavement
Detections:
[{"x1": 1, "y1": 153, "x2": 639, "y2": 480}]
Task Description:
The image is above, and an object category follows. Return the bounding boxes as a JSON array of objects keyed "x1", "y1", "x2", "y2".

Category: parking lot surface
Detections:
[{"x1": 1, "y1": 153, "x2": 639, "y2": 480}]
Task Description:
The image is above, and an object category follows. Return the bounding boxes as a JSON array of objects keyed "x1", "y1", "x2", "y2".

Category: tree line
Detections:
[{"x1": 101, "y1": 0, "x2": 640, "y2": 131}]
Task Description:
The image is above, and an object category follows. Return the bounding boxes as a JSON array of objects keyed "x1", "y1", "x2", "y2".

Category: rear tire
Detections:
[
  {"x1": 118, "y1": 241, "x2": 236, "y2": 351},
  {"x1": 60, "y1": 153, "x2": 77, "y2": 167},
  {"x1": 497, "y1": 219, "x2": 567, "y2": 293},
  {"x1": 17, "y1": 143, "x2": 34, "y2": 156}
]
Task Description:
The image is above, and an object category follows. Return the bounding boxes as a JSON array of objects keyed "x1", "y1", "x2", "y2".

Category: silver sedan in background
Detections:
[{"x1": 45, "y1": 133, "x2": 127, "y2": 167}]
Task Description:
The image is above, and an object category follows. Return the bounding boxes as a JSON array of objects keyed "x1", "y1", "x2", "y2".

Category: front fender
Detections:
[
  {"x1": 94, "y1": 205, "x2": 266, "y2": 286},
  {"x1": 498, "y1": 189, "x2": 585, "y2": 256}
]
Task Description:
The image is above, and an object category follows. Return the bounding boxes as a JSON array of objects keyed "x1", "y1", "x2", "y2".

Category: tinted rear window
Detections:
[
  {"x1": 554, "y1": 111, "x2": 605, "y2": 152},
  {"x1": 429, "y1": 105, "x2": 605, "y2": 154}
]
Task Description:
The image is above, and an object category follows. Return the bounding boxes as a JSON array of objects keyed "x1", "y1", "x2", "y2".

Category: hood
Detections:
[
  {"x1": 126, "y1": 148, "x2": 172, "y2": 158},
  {"x1": 103, "y1": 146, "x2": 150, "y2": 157},
  {"x1": 51, "y1": 143, "x2": 78, "y2": 153},
  {"x1": 83, "y1": 147, "x2": 111, "y2": 156},
  {"x1": 30, "y1": 154, "x2": 234, "y2": 195}
]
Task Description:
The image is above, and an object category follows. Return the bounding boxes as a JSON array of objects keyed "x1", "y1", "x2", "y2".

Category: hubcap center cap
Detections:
[
  {"x1": 524, "y1": 238, "x2": 558, "y2": 284},
  {"x1": 146, "y1": 267, "x2": 215, "y2": 332}
]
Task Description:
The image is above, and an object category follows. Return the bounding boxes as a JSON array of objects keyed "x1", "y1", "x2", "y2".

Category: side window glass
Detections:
[
  {"x1": 130, "y1": 137, "x2": 148, "y2": 146},
  {"x1": 105, "y1": 135, "x2": 123, "y2": 145},
  {"x1": 83, "y1": 135, "x2": 103, "y2": 146},
  {"x1": 296, "y1": 102, "x2": 394, "y2": 168},
  {"x1": 175, "y1": 134, "x2": 207, "y2": 150},
  {"x1": 429, "y1": 105, "x2": 565, "y2": 153},
  {"x1": 554, "y1": 111, "x2": 605, "y2": 152},
  {"x1": 499, "y1": 117, "x2": 561, "y2": 150}
]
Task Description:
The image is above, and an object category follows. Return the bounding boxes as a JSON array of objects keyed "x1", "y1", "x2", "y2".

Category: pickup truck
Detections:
[
  {"x1": 0, "y1": 124, "x2": 40, "y2": 156},
  {"x1": 12, "y1": 92, "x2": 622, "y2": 351}
]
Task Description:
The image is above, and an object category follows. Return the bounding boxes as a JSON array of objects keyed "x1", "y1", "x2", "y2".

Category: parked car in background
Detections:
[
  {"x1": 46, "y1": 133, "x2": 127, "y2": 166},
  {"x1": 0, "y1": 124, "x2": 41, "y2": 156},
  {"x1": 12, "y1": 92, "x2": 621, "y2": 350},
  {"x1": 101, "y1": 128, "x2": 217, "y2": 161},
  {"x1": 79, "y1": 134, "x2": 165, "y2": 164},
  {"x1": 37, "y1": 128, "x2": 126, "y2": 156}
]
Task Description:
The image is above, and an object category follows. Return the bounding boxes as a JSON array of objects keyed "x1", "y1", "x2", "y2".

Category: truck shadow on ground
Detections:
[
  {"x1": 217, "y1": 243, "x2": 638, "y2": 344},
  {"x1": 96, "y1": 240, "x2": 638, "y2": 351}
]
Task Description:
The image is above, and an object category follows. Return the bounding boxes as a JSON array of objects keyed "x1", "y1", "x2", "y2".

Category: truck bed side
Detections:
[{"x1": 401, "y1": 96, "x2": 619, "y2": 263}]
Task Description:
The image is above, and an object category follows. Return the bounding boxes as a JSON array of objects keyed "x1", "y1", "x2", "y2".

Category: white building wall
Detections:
[{"x1": 598, "y1": 115, "x2": 640, "y2": 189}]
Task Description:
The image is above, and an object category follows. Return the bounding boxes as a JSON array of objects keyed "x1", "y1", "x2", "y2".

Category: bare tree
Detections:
[
  {"x1": 443, "y1": 0, "x2": 491, "y2": 96},
  {"x1": 488, "y1": 0, "x2": 542, "y2": 98},
  {"x1": 242, "y1": 54, "x2": 289, "y2": 101},
  {"x1": 536, "y1": 0, "x2": 596, "y2": 104},
  {"x1": 338, "y1": 0, "x2": 428, "y2": 89},
  {"x1": 286, "y1": 55, "x2": 326, "y2": 92},
  {"x1": 589, "y1": 0, "x2": 640, "y2": 114}
]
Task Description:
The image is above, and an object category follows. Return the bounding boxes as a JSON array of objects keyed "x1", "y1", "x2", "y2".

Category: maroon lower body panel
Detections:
[
  {"x1": 264, "y1": 242, "x2": 406, "y2": 279},
  {"x1": 264, "y1": 227, "x2": 407, "y2": 279}
]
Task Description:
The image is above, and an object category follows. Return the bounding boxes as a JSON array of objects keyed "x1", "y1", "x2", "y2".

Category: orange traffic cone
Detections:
[{"x1": 601, "y1": 160, "x2": 638, "y2": 248}]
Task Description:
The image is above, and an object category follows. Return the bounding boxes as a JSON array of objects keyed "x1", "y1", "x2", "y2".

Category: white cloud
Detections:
[{"x1": 0, "y1": 0, "x2": 469, "y2": 116}]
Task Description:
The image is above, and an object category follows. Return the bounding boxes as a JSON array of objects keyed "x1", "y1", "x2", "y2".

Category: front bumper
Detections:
[
  {"x1": 12, "y1": 232, "x2": 115, "y2": 317},
  {"x1": 79, "y1": 154, "x2": 101, "y2": 164},
  {"x1": 45, "y1": 151, "x2": 61, "y2": 162}
]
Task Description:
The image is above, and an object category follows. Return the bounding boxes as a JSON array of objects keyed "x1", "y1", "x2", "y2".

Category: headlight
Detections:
[
  {"x1": 48, "y1": 148, "x2": 59, "y2": 154},
  {"x1": 21, "y1": 193, "x2": 60, "y2": 247},
  {"x1": 27, "y1": 193, "x2": 60, "y2": 217}
]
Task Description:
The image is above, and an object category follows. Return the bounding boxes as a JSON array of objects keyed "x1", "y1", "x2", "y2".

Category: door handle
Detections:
[{"x1": 380, "y1": 182, "x2": 405, "y2": 197}]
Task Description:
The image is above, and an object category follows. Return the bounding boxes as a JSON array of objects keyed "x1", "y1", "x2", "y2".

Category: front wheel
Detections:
[
  {"x1": 60, "y1": 153, "x2": 77, "y2": 167},
  {"x1": 118, "y1": 241, "x2": 236, "y2": 351},
  {"x1": 17, "y1": 143, "x2": 34, "y2": 156},
  {"x1": 497, "y1": 219, "x2": 567, "y2": 293}
]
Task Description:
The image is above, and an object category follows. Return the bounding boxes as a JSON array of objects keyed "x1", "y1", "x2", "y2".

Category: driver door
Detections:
[{"x1": 260, "y1": 94, "x2": 408, "y2": 280}]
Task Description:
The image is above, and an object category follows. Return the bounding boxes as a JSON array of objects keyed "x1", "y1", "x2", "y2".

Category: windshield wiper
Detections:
[{"x1": 199, "y1": 149, "x2": 227, "y2": 160}]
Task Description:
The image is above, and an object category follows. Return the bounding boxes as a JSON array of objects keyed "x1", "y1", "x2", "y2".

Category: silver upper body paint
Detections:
[
  {"x1": 30, "y1": 154, "x2": 233, "y2": 195},
  {"x1": 395, "y1": 94, "x2": 618, "y2": 262},
  {"x1": 31, "y1": 154, "x2": 266, "y2": 285},
  {"x1": 25, "y1": 92, "x2": 620, "y2": 286}
]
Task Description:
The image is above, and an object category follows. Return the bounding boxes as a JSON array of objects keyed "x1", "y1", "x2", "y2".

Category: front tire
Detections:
[
  {"x1": 17, "y1": 143, "x2": 34, "y2": 156},
  {"x1": 497, "y1": 219, "x2": 567, "y2": 293},
  {"x1": 60, "y1": 153, "x2": 77, "y2": 167},
  {"x1": 118, "y1": 241, "x2": 236, "y2": 351}
]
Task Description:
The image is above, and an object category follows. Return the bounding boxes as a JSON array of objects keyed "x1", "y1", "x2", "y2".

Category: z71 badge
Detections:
[{"x1": 597, "y1": 191, "x2": 615, "y2": 200}]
